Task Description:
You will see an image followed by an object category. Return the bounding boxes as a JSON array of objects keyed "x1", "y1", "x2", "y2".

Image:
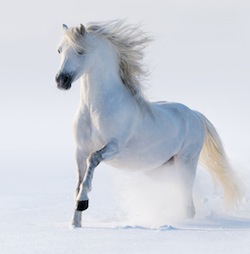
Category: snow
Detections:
[{"x1": 1, "y1": 161, "x2": 250, "y2": 254}]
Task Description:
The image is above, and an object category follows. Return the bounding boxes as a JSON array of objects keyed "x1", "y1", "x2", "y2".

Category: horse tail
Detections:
[{"x1": 196, "y1": 112, "x2": 242, "y2": 206}]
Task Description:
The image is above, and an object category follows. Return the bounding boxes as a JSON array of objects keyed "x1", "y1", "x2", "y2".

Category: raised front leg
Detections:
[{"x1": 72, "y1": 140, "x2": 119, "y2": 227}]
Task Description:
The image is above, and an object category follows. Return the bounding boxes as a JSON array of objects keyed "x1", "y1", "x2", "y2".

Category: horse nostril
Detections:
[
  {"x1": 55, "y1": 73, "x2": 70, "y2": 84},
  {"x1": 63, "y1": 74, "x2": 69, "y2": 82}
]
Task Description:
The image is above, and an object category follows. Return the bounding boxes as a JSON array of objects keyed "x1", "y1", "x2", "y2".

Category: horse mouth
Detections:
[{"x1": 57, "y1": 82, "x2": 72, "y2": 90}]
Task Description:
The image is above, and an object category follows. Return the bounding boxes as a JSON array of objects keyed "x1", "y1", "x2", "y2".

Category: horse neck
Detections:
[{"x1": 80, "y1": 42, "x2": 130, "y2": 106}]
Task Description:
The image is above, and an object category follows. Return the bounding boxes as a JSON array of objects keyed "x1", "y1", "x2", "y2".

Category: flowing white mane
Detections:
[{"x1": 65, "y1": 20, "x2": 152, "y2": 112}]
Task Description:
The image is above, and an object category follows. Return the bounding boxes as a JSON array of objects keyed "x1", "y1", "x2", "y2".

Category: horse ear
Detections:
[
  {"x1": 79, "y1": 24, "x2": 86, "y2": 35},
  {"x1": 62, "y1": 24, "x2": 68, "y2": 31}
]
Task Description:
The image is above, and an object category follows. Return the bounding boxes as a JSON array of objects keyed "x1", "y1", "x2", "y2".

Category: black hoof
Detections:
[{"x1": 76, "y1": 200, "x2": 89, "y2": 211}]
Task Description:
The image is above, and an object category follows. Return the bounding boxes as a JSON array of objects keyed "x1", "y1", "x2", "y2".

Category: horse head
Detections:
[{"x1": 55, "y1": 24, "x2": 88, "y2": 90}]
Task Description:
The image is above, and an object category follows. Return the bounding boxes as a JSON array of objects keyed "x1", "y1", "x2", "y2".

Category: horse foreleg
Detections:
[
  {"x1": 72, "y1": 140, "x2": 119, "y2": 227},
  {"x1": 71, "y1": 149, "x2": 88, "y2": 227}
]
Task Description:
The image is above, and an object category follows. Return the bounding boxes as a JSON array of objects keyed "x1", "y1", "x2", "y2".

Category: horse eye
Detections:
[
  {"x1": 58, "y1": 49, "x2": 61, "y2": 54},
  {"x1": 77, "y1": 51, "x2": 84, "y2": 55}
]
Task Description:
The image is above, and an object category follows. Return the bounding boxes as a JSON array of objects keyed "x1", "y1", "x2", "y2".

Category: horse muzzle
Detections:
[{"x1": 55, "y1": 73, "x2": 72, "y2": 90}]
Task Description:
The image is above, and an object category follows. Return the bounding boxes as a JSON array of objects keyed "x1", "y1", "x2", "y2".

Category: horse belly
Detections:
[{"x1": 105, "y1": 134, "x2": 181, "y2": 171}]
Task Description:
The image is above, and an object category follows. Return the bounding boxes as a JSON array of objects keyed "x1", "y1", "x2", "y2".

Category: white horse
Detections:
[{"x1": 55, "y1": 20, "x2": 241, "y2": 227}]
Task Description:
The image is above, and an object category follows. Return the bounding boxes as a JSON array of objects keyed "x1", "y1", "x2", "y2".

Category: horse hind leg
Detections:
[{"x1": 174, "y1": 154, "x2": 200, "y2": 218}]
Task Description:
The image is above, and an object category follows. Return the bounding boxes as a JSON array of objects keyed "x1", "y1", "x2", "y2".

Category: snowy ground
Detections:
[{"x1": 1, "y1": 160, "x2": 250, "y2": 254}]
